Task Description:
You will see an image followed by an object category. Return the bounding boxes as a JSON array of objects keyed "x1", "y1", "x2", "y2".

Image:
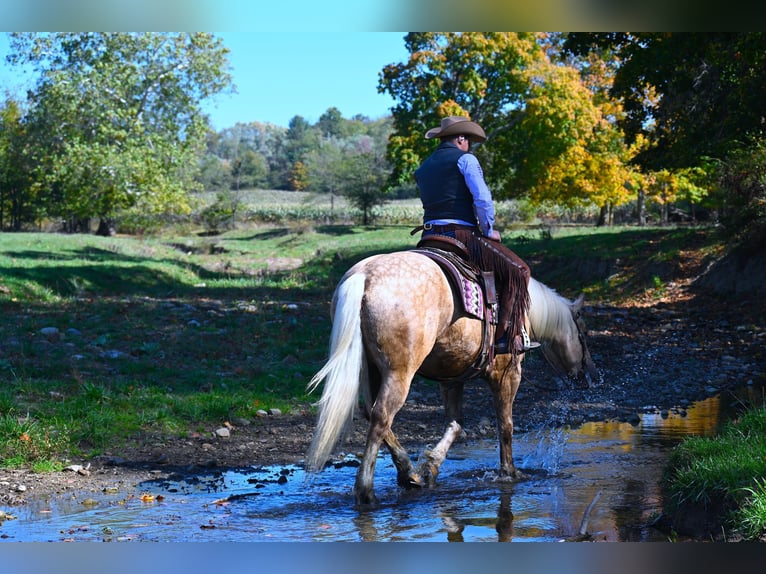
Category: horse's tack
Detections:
[{"x1": 411, "y1": 246, "x2": 498, "y2": 380}]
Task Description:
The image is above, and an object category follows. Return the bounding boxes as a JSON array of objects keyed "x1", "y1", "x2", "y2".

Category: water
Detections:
[{"x1": 1, "y1": 385, "x2": 762, "y2": 542}]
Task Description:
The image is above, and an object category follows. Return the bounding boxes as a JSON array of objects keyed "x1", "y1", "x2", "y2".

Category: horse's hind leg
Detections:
[
  {"x1": 440, "y1": 381, "x2": 465, "y2": 426},
  {"x1": 354, "y1": 376, "x2": 410, "y2": 506},
  {"x1": 366, "y1": 364, "x2": 423, "y2": 489}
]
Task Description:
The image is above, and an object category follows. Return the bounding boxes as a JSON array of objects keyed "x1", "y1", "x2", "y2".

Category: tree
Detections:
[
  {"x1": 212, "y1": 121, "x2": 284, "y2": 190},
  {"x1": 6, "y1": 32, "x2": 233, "y2": 234},
  {"x1": 0, "y1": 97, "x2": 37, "y2": 230},
  {"x1": 378, "y1": 32, "x2": 635, "y2": 213},
  {"x1": 280, "y1": 115, "x2": 319, "y2": 190},
  {"x1": 339, "y1": 141, "x2": 391, "y2": 225},
  {"x1": 379, "y1": 32, "x2": 542, "y2": 188},
  {"x1": 306, "y1": 133, "x2": 392, "y2": 225},
  {"x1": 563, "y1": 33, "x2": 766, "y2": 170}
]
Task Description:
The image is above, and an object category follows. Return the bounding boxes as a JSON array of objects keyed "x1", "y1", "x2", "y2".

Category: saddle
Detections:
[{"x1": 412, "y1": 235, "x2": 499, "y2": 380}]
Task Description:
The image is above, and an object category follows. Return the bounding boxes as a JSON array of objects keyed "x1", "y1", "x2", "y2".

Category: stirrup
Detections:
[{"x1": 520, "y1": 325, "x2": 540, "y2": 352}]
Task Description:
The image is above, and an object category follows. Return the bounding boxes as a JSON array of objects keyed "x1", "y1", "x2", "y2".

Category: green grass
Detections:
[
  {"x1": 0, "y1": 219, "x2": 732, "y2": 475},
  {"x1": 664, "y1": 407, "x2": 766, "y2": 540}
]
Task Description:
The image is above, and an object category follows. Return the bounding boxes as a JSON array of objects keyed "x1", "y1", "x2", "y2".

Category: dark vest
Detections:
[{"x1": 415, "y1": 142, "x2": 477, "y2": 225}]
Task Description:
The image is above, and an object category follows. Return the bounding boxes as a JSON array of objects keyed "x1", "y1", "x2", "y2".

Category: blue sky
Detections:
[
  {"x1": 206, "y1": 32, "x2": 410, "y2": 129},
  {"x1": 0, "y1": 32, "x2": 410, "y2": 131}
]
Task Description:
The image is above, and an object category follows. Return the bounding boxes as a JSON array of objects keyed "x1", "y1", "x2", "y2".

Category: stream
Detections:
[{"x1": 2, "y1": 382, "x2": 762, "y2": 542}]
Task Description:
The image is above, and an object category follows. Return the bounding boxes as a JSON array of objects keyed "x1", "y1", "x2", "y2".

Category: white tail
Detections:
[{"x1": 305, "y1": 272, "x2": 367, "y2": 472}]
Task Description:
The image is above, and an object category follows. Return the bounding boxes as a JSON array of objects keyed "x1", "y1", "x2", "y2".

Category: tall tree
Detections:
[
  {"x1": 379, "y1": 32, "x2": 542, "y2": 188},
  {"x1": 6, "y1": 32, "x2": 233, "y2": 234},
  {"x1": 378, "y1": 32, "x2": 633, "y2": 212}
]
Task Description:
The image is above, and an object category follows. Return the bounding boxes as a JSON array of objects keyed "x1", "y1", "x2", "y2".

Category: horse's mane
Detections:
[{"x1": 528, "y1": 277, "x2": 575, "y2": 340}]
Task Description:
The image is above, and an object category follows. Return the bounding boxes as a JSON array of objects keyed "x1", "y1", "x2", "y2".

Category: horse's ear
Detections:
[{"x1": 572, "y1": 293, "x2": 585, "y2": 312}]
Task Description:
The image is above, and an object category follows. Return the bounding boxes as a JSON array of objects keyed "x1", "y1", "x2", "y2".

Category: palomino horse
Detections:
[{"x1": 305, "y1": 250, "x2": 597, "y2": 506}]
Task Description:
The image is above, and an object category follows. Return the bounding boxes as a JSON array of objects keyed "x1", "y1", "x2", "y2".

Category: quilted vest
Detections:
[{"x1": 415, "y1": 142, "x2": 477, "y2": 225}]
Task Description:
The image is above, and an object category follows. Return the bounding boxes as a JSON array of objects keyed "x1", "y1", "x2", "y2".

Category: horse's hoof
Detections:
[
  {"x1": 420, "y1": 464, "x2": 439, "y2": 488},
  {"x1": 399, "y1": 473, "x2": 424, "y2": 489},
  {"x1": 496, "y1": 468, "x2": 526, "y2": 482},
  {"x1": 354, "y1": 493, "x2": 379, "y2": 508}
]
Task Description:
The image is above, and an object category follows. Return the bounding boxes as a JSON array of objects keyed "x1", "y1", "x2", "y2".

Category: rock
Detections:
[
  {"x1": 101, "y1": 349, "x2": 130, "y2": 360},
  {"x1": 40, "y1": 327, "x2": 60, "y2": 341},
  {"x1": 64, "y1": 464, "x2": 91, "y2": 476},
  {"x1": 214, "y1": 427, "x2": 230, "y2": 438},
  {"x1": 268, "y1": 408, "x2": 282, "y2": 416}
]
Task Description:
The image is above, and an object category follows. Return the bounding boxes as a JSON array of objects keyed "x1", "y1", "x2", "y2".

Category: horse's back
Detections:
[{"x1": 344, "y1": 251, "x2": 455, "y2": 370}]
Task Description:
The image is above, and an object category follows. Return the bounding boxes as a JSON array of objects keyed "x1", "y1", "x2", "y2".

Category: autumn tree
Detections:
[
  {"x1": 378, "y1": 32, "x2": 636, "y2": 215},
  {"x1": 6, "y1": 32, "x2": 233, "y2": 235},
  {"x1": 564, "y1": 33, "x2": 764, "y2": 236},
  {"x1": 563, "y1": 33, "x2": 766, "y2": 168}
]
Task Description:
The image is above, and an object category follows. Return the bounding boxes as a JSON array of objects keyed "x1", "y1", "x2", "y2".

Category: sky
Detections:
[
  {"x1": 0, "y1": 32, "x2": 410, "y2": 131},
  {"x1": 205, "y1": 32, "x2": 410, "y2": 129}
]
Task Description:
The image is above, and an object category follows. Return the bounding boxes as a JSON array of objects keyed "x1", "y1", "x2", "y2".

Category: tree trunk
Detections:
[
  {"x1": 597, "y1": 204, "x2": 608, "y2": 227},
  {"x1": 96, "y1": 217, "x2": 116, "y2": 237},
  {"x1": 637, "y1": 188, "x2": 646, "y2": 226}
]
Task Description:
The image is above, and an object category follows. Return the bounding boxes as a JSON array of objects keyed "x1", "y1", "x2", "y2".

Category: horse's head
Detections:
[{"x1": 539, "y1": 293, "x2": 598, "y2": 389}]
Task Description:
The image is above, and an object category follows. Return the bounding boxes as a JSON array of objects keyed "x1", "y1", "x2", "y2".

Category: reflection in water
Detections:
[{"x1": 2, "y1": 383, "x2": 763, "y2": 542}]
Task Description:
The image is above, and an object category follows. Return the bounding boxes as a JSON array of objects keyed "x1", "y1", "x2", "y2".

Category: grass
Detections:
[{"x1": 663, "y1": 407, "x2": 766, "y2": 540}]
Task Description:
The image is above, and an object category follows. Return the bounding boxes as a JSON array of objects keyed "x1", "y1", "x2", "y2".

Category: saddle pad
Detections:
[{"x1": 459, "y1": 274, "x2": 485, "y2": 320}]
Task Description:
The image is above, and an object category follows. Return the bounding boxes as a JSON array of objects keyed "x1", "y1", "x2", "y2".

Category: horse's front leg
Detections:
[{"x1": 488, "y1": 355, "x2": 524, "y2": 479}]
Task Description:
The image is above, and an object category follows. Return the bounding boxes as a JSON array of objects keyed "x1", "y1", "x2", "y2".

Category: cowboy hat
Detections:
[{"x1": 425, "y1": 116, "x2": 487, "y2": 142}]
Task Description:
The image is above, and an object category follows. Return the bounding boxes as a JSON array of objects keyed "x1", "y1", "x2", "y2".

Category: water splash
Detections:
[{"x1": 521, "y1": 426, "x2": 570, "y2": 474}]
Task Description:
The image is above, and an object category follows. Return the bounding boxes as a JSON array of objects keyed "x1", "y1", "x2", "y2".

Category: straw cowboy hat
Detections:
[{"x1": 425, "y1": 116, "x2": 487, "y2": 142}]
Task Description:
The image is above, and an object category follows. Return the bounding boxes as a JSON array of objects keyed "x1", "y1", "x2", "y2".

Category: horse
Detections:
[{"x1": 305, "y1": 250, "x2": 597, "y2": 506}]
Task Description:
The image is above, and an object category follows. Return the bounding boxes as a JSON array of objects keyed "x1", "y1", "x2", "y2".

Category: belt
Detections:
[{"x1": 410, "y1": 223, "x2": 477, "y2": 236}]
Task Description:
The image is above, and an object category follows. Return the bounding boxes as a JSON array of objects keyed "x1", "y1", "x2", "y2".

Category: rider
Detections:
[{"x1": 413, "y1": 115, "x2": 539, "y2": 354}]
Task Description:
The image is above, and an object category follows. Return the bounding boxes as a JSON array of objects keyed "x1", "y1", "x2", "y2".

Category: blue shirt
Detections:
[{"x1": 425, "y1": 153, "x2": 496, "y2": 237}]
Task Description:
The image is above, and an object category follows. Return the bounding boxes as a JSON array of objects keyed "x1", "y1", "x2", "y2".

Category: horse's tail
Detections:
[{"x1": 305, "y1": 272, "x2": 367, "y2": 473}]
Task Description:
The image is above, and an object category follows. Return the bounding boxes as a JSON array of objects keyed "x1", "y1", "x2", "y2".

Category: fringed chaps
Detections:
[{"x1": 455, "y1": 229, "x2": 530, "y2": 350}]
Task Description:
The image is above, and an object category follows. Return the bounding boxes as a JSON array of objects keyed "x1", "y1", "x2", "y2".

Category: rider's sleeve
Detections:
[{"x1": 458, "y1": 153, "x2": 495, "y2": 237}]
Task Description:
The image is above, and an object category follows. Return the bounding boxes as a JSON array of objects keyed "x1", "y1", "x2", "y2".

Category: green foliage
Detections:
[
  {"x1": 564, "y1": 33, "x2": 766, "y2": 170},
  {"x1": 0, "y1": 411, "x2": 70, "y2": 467},
  {"x1": 713, "y1": 135, "x2": 766, "y2": 240},
  {"x1": 198, "y1": 190, "x2": 242, "y2": 234},
  {"x1": 4, "y1": 32, "x2": 233, "y2": 234}
]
